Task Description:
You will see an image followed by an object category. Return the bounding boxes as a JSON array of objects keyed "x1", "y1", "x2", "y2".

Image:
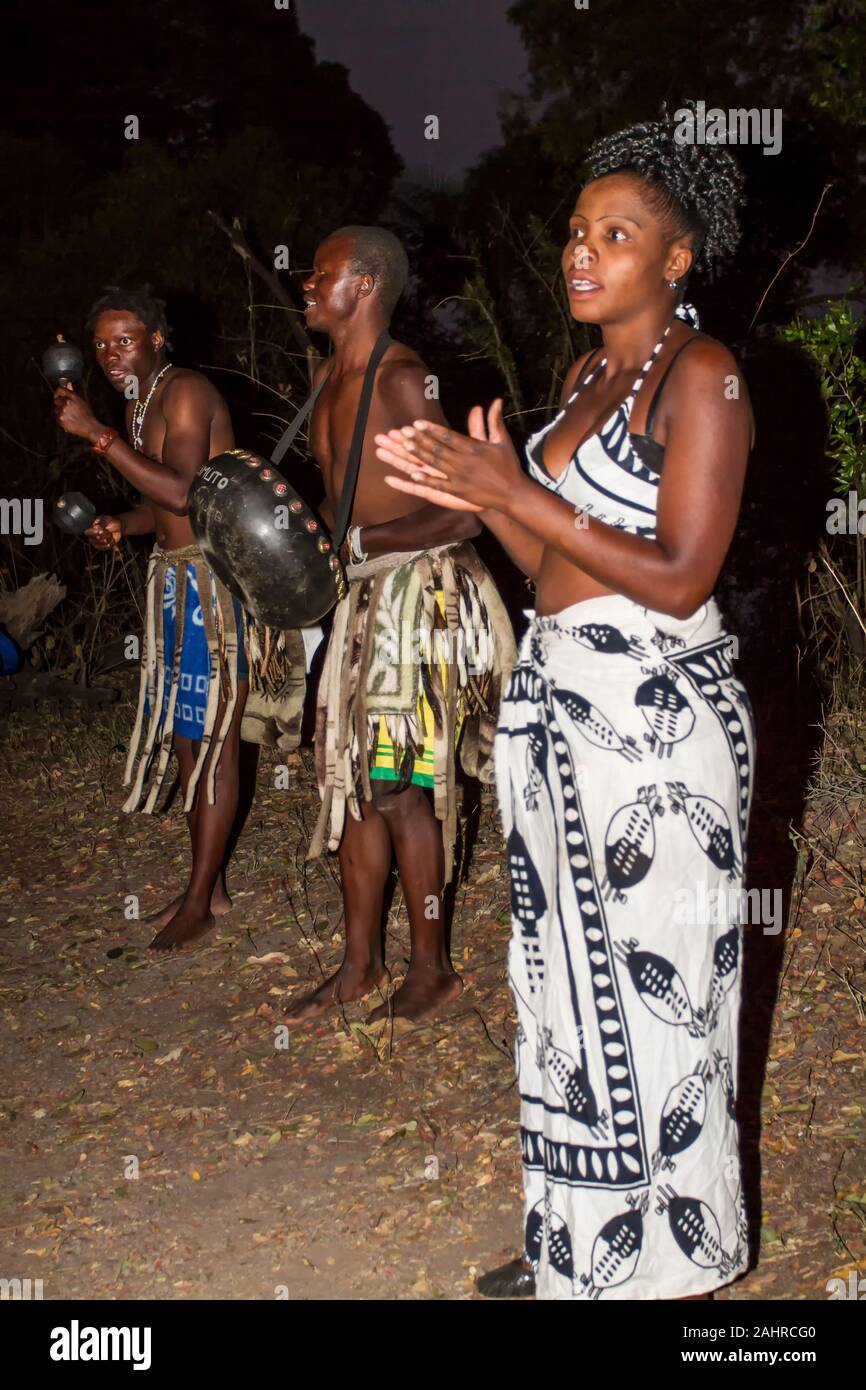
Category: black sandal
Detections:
[{"x1": 475, "y1": 1258, "x2": 536, "y2": 1299}]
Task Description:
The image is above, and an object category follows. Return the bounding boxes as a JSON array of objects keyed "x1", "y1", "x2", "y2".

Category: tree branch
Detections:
[
  {"x1": 207, "y1": 210, "x2": 320, "y2": 385},
  {"x1": 748, "y1": 183, "x2": 833, "y2": 335}
]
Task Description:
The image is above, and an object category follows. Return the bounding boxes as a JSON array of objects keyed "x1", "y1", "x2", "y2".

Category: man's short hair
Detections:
[
  {"x1": 85, "y1": 285, "x2": 171, "y2": 342},
  {"x1": 327, "y1": 226, "x2": 410, "y2": 317}
]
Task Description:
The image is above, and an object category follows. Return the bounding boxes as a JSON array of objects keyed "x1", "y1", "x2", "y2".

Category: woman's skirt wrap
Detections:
[{"x1": 494, "y1": 593, "x2": 756, "y2": 1300}]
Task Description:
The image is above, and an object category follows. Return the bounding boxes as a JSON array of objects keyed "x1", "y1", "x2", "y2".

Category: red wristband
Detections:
[{"x1": 92, "y1": 427, "x2": 118, "y2": 455}]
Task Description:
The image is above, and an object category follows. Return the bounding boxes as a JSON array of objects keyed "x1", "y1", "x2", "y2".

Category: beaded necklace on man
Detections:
[{"x1": 132, "y1": 363, "x2": 173, "y2": 451}]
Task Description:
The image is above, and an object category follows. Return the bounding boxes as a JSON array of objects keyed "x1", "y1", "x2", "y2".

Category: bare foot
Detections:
[
  {"x1": 144, "y1": 884, "x2": 232, "y2": 931},
  {"x1": 366, "y1": 965, "x2": 464, "y2": 1024},
  {"x1": 284, "y1": 961, "x2": 389, "y2": 1028},
  {"x1": 148, "y1": 904, "x2": 216, "y2": 952}
]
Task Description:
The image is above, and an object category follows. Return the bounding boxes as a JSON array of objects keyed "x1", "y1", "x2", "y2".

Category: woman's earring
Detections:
[{"x1": 668, "y1": 279, "x2": 679, "y2": 290}]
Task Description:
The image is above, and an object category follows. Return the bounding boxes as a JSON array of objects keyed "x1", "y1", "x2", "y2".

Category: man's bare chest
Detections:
[
  {"x1": 124, "y1": 403, "x2": 166, "y2": 464},
  {"x1": 310, "y1": 380, "x2": 387, "y2": 499}
]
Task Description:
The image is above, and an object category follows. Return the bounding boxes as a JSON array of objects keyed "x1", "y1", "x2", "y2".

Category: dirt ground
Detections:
[{"x1": 0, "y1": 687, "x2": 864, "y2": 1301}]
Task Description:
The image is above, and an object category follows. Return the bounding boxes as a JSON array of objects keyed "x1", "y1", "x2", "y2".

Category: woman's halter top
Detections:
[{"x1": 525, "y1": 319, "x2": 700, "y2": 540}]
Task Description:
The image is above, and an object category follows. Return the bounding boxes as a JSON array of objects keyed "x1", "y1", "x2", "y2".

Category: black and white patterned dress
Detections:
[{"x1": 493, "y1": 318, "x2": 756, "y2": 1299}]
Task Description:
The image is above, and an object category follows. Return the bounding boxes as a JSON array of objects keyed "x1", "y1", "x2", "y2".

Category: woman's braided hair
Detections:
[{"x1": 584, "y1": 102, "x2": 746, "y2": 279}]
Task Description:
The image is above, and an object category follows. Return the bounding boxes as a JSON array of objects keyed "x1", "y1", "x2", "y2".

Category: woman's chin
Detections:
[{"x1": 567, "y1": 294, "x2": 605, "y2": 323}]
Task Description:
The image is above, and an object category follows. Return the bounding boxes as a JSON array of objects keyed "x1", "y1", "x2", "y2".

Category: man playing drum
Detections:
[{"x1": 286, "y1": 227, "x2": 515, "y2": 1026}]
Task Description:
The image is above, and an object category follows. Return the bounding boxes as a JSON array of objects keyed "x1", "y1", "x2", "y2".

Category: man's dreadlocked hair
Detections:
[
  {"x1": 85, "y1": 285, "x2": 172, "y2": 346},
  {"x1": 584, "y1": 101, "x2": 746, "y2": 280}
]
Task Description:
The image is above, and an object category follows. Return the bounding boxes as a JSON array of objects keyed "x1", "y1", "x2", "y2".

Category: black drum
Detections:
[{"x1": 187, "y1": 449, "x2": 345, "y2": 629}]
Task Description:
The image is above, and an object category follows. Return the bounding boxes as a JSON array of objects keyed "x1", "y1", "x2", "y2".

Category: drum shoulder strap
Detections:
[
  {"x1": 332, "y1": 330, "x2": 393, "y2": 549},
  {"x1": 268, "y1": 330, "x2": 392, "y2": 548},
  {"x1": 269, "y1": 358, "x2": 335, "y2": 466}
]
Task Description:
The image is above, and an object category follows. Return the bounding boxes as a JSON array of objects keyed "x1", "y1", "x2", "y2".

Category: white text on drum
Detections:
[{"x1": 199, "y1": 465, "x2": 229, "y2": 489}]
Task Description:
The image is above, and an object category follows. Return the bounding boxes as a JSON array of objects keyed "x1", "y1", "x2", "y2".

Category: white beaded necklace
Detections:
[{"x1": 132, "y1": 363, "x2": 173, "y2": 451}]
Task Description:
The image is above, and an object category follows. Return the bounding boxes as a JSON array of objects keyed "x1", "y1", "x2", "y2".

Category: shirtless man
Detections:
[
  {"x1": 53, "y1": 287, "x2": 245, "y2": 950},
  {"x1": 286, "y1": 226, "x2": 513, "y2": 1025}
]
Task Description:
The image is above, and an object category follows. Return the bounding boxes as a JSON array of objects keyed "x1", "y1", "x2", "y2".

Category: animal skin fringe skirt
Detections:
[{"x1": 494, "y1": 593, "x2": 756, "y2": 1300}]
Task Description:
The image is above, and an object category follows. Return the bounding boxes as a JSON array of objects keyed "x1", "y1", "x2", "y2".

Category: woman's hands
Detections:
[{"x1": 374, "y1": 398, "x2": 525, "y2": 515}]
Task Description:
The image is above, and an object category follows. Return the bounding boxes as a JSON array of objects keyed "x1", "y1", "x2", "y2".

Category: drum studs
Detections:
[
  {"x1": 289, "y1": 499, "x2": 303, "y2": 513},
  {"x1": 245, "y1": 456, "x2": 261, "y2": 467},
  {"x1": 273, "y1": 482, "x2": 287, "y2": 496},
  {"x1": 318, "y1": 537, "x2": 331, "y2": 552},
  {"x1": 261, "y1": 468, "x2": 273, "y2": 480},
  {"x1": 305, "y1": 518, "x2": 318, "y2": 532},
  {"x1": 329, "y1": 555, "x2": 340, "y2": 569}
]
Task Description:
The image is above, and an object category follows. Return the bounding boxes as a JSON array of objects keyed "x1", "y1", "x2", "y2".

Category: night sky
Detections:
[{"x1": 296, "y1": 0, "x2": 528, "y2": 177}]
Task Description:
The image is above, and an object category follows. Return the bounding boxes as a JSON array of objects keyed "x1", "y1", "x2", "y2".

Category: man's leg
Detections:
[
  {"x1": 149, "y1": 679, "x2": 248, "y2": 950},
  {"x1": 366, "y1": 781, "x2": 463, "y2": 1023},
  {"x1": 285, "y1": 798, "x2": 391, "y2": 1025},
  {"x1": 143, "y1": 740, "x2": 233, "y2": 929}
]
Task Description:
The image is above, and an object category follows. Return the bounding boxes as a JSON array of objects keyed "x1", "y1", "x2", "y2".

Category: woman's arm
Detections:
[
  {"x1": 527, "y1": 341, "x2": 752, "y2": 615},
  {"x1": 376, "y1": 402, "x2": 544, "y2": 577},
  {"x1": 357, "y1": 506, "x2": 480, "y2": 558},
  {"x1": 477, "y1": 508, "x2": 545, "y2": 581},
  {"x1": 375, "y1": 350, "x2": 594, "y2": 583},
  {"x1": 377, "y1": 340, "x2": 752, "y2": 619},
  {"x1": 475, "y1": 353, "x2": 596, "y2": 581}
]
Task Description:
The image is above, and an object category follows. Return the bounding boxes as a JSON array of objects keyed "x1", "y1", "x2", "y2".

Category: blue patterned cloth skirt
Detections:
[
  {"x1": 149, "y1": 560, "x2": 248, "y2": 741},
  {"x1": 125, "y1": 545, "x2": 250, "y2": 816},
  {"x1": 494, "y1": 593, "x2": 756, "y2": 1300}
]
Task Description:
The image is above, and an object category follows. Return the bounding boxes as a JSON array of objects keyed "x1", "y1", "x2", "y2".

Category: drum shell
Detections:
[
  {"x1": 43, "y1": 342, "x2": 84, "y2": 388},
  {"x1": 187, "y1": 449, "x2": 344, "y2": 629},
  {"x1": 54, "y1": 491, "x2": 96, "y2": 535}
]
